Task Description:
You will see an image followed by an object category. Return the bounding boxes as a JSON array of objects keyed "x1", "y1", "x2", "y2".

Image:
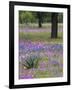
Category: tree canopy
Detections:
[{"x1": 19, "y1": 11, "x2": 63, "y2": 24}]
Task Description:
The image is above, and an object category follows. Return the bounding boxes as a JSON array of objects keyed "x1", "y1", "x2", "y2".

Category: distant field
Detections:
[{"x1": 19, "y1": 23, "x2": 63, "y2": 29}]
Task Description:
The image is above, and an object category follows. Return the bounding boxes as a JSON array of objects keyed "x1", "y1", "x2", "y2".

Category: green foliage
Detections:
[
  {"x1": 19, "y1": 11, "x2": 63, "y2": 24},
  {"x1": 23, "y1": 55, "x2": 41, "y2": 69},
  {"x1": 58, "y1": 13, "x2": 63, "y2": 23},
  {"x1": 41, "y1": 12, "x2": 51, "y2": 23},
  {"x1": 19, "y1": 11, "x2": 36, "y2": 24}
]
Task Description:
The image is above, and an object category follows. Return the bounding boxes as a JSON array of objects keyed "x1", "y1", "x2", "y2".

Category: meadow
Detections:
[{"x1": 19, "y1": 23, "x2": 63, "y2": 79}]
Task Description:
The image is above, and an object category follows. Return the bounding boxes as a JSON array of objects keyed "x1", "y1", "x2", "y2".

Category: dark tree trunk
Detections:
[
  {"x1": 51, "y1": 13, "x2": 58, "y2": 38},
  {"x1": 37, "y1": 12, "x2": 42, "y2": 28}
]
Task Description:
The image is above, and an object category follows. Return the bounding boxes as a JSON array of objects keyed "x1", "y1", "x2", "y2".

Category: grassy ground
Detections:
[
  {"x1": 19, "y1": 23, "x2": 63, "y2": 29},
  {"x1": 19, "y1": 32, "x2": 63, "y2": 44}
]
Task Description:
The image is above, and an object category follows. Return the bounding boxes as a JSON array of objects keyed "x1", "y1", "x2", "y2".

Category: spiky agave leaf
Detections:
[{"x1": 22, "y1": 55, "x2": 41, "y2": 69}]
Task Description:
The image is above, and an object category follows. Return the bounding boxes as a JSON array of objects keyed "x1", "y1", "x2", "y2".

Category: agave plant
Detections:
[{"x1": 22, "y1": 55, "x2": 41, "y2": 69}]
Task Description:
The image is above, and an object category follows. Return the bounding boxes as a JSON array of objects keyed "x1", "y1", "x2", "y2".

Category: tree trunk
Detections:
[
  {"x1": 37, "y1": 12, "x2": 42, "y2": 28},
  {"x1": 51, "y1": 13, "x2": 58, "y2": 38}
]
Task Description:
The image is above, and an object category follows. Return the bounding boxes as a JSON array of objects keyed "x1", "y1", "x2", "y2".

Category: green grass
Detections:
[
  {"x1": 19, "y1": 32, "x2": 63, "y2": 43},
  {"x1": 34, "y1": 70, "x2": 52, "y2": 78},
  {"x1": 31, "y1": 55, "x2": 49, "y2": 78}
]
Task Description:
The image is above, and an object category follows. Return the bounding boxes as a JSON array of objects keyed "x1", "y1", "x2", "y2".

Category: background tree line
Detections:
[{"x1": 19, "y1": 11, "x2": 63, "y2": 25}]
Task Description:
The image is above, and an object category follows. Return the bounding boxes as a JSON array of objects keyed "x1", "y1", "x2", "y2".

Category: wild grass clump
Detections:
[{"x1": 22, "y1": 55, "x2": 41, "y2": 69}]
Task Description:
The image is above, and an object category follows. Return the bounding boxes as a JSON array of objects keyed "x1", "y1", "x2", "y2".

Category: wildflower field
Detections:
[
  {"x1": 19, "y1": 11, "x2": 63, "y2": 79},
  {"x1": 19, "y1": 24, "x2": 63, "y2": 79}
]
